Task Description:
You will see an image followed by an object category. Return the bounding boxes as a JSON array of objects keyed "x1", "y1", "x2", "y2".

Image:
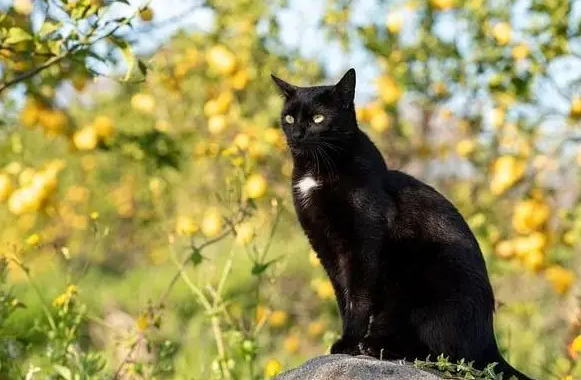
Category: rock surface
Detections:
[{"x1": 273, "y1": 355, "x2": 443, "y2": 380}]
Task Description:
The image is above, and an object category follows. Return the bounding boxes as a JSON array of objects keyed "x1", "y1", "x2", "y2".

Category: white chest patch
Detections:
[{"x1": 295, "y1": 176, "x2": 320, "y2": 200}]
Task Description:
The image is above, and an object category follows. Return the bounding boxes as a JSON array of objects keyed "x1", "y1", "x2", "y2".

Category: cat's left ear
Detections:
[
  {"x1": 271, "y1": 74, "x2": 297, "y2": 99},
  {"x1": 333, "y1": 68, "x2": 356, "y2": 107}
]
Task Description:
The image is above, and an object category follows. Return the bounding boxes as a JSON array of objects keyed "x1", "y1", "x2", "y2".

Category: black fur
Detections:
[{"x1": 271, "y1": 68, "x2": 536, "y2": 380}]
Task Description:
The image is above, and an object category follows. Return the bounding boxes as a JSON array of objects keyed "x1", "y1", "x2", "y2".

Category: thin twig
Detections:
[
  {"x1": 158, "y1": 206, "x2": 250, "y2": 304},
  {"x1": 0, "y1": 54, "x2": 66, "y2": 94}
]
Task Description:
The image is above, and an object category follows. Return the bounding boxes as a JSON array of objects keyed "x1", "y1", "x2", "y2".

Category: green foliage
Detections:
[{"x1": 0, "y1": 0, "x2": 581, "y2": 380}]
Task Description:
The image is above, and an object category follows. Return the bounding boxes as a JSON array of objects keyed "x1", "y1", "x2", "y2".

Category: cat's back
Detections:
[{"x1": 382, "y1": 169, "x2": 478, "y2": 246}]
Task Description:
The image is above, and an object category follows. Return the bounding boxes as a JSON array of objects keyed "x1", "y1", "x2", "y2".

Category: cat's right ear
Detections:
[{"x1": 271, "y1": 74, "x2": 297, "y2": 99}]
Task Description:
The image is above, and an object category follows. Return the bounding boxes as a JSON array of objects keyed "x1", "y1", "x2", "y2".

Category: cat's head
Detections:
[{"x1": 270, "y1": 68, "x2": 358, "y2": 155}]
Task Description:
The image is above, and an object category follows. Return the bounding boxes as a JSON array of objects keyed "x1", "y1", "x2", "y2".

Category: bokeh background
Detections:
[{"x1": 1, "y1": 0, "x2": 581, "y2": 379}]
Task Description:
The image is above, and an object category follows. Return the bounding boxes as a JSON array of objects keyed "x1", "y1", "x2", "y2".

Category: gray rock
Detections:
[{"x1": 274, "y1": 355, "x2": 444, "y2": 380}]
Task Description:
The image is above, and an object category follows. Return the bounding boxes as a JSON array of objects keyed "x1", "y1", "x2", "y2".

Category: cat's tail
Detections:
[
  {"x1": 478, "y1": 341, "x2": 538, "y2": 380},
  {"x1": 491, "y1": 355, "x2": 537, "y2": 380}
]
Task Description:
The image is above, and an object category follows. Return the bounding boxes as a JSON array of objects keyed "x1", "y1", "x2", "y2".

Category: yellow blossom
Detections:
[
  {"x1": 175, "y1": 215, "x2": 199, "y2": 236},
  {"x1": 283, "y1": 334, "x2": 300, "y2": 354},
  {"x1": 136, "y1": 314, "x2": 150, "y2": 331},
  {"x1": 309, "y1": 249, "x2": 321, "y2": 267},
  {"x1": 545, "y1": 266, "x2": 575, "y2": 295},
  {"x1": 316, "y1": 280, "x2": 335, "y2": 300},
  {"x1": 235, "y1": 222, "x2": 254, "y2": 246},
  {"x1": 269, "y1": 310, "x2": 289, "y2": 327},
  {"x1": 244, "y1": 173, "x2": 268, "y2": 199},
  {"x1": 26, "y1": 233, "x2": 40, "y2": 246},
  {"x1": 512, "y1": 199, "x2": 550, "y2": 234},
  {"x1": 307, "y1": 319, "x2": 326, "y2": 338},
  {"x1": 255, "y1": 304, "x2": 270, "y2": 324},
  {"x1": 264, "y1": 358, "x2": 282, "y2": 378},
  {"x1": 569, "y1": 335, "x2": 581, "y2": 358}
]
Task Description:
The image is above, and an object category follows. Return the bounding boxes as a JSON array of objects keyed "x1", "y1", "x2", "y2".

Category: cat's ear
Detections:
[
  {"x1": 333, "y1": 68, "x2": 356, "y2": 107},
  {"x1": 271, "y1": 74, "x2": 297, "y2": 99}
]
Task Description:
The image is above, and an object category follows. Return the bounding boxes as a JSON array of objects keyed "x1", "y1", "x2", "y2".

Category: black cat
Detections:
[{"x1": 271, "y1": 68, "x2": 536, "y2": 380}]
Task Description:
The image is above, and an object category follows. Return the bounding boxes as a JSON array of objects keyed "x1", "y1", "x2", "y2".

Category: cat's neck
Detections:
[{"x1": 290, "y1": 128, "x2": 388, "y2": 183}]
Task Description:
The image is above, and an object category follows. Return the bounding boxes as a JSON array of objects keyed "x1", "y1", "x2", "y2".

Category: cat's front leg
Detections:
[{"x1": 331, "y1": 237, "x2": 382, "y2": 355}]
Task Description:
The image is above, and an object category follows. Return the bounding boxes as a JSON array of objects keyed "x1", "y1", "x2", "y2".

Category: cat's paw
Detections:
[
  {"x1": 358, "y1": 337, "x2": 397, "y2": 360},
  {"x1": 329, "y1": 336, "x2": 362, "y2": 356}
]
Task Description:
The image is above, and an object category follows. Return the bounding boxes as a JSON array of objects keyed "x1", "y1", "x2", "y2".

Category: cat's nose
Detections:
[{"x1": 292, "y1": 127, "x2": 305, "y2": 139}]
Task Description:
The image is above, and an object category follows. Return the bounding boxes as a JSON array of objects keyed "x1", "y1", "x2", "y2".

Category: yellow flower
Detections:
[
  {"x1": 356, "y1": 106, "x2": 369, "y2": 122},
  {"x1": 0, "y1": 173, "x2": 15, "y2": 202},
  {"x1": 26, "y1": 233, "x2": 40, "y2": 246},
  {"x1": 521, "y1": 249, "x2": 544, "y2": 272},
  {"x1": 73, "y1": 126, "x2": 98, "y2": 151},
  {"x1": 268, "y1": 310, "x2": 289, "y2": 328},
  {"x1": 175, "y1": 215, "x2": 199, "y2": 236},
  {"x1": 309, "y1": 249, "x2": 321, "y2": 267},
  {"x1": 490, "y1": 107, "x2": 505, "y2": 128},
  {"x1": 494, "y1": 240, "x2": 514, "y2": 259},
  {"x1": 52, "y1": 285, "x2": 78, "y2": 307},
  {"x1": 513, "y1": 232, "x2": 547, "y2": 258},
  {"x1": 375, "y1": 75, "x2": 401, "y2": 105},
  {"x1": 490, "y1": 155, "x2": 526, "y2": 195},
  {"x1": 512, "y1": 44, "x2": 530, "y2": 61},
  {"x1": 263, "y1": 128, "x2": 281, "y2": 145},
  {"x1": 385, "y1": 12, "x2": 404, "y2": 33},
  {"x1": 52, "y1": 293, "x2": 68, "y2": 307},
  {"x1": 244, "y1": 173, "x2": 268, "y2": 199},
  {"x1": 430, "y1": 0, "x2": 456, "y2": 10},
  {"x1": 369, "y1": 110, "x2": 390, "y2": 133},
  {"x1": 456, "y1": 139, "x2": 475, "y2": 157},
  {"x1": 316, "y1": 280, "x2": 335, "y2": 300},
  {"x1": 208, "y1": 115, "x2": 228, "y2": 135},
  {"x1": 136, "y1": 314, "x2": 150, "y2": 331},
  {"x1": 283, "y1": 334, "x2": 300, "y2": 354},
  {"x1": 512, "y1": 199, "x2": 550, "y2": 234},
  {"x1": 13, "y1": 0, "x2": 33, "y2": 15},
  {"x1": 233, "y1": 133, "x2": 251, "y2": 150},
  {"x1": 139, "y1": 6, "x2": 154, "y2": 21},
  {"x1": 93, "y1": 115, "x2": 115, "y2": 139},
  {"x1": 563, "y1": 230, "x2": 578, "y2": 246},
  {"x1": 131, "y1": 93, "x2": 156, "y2": 113},
  {"x1": 230, "y1": 69, "x2": 251, "y2": 90},
  {"x1": 569, "y1": 335, "x2": 581, "y2": 358},
  {"x1": 570, "y1": 97, "x2": 581, "y2": 118},
  {"x1": 66, "y1": 284, "x2": 78, "y2": 295},
  {"x1": 235, "y1": 222, "x2": 254, "y2": 246},
  {"x1": 8, "y1": 186, "x2": 44, "y2": 215},
  {"x1": 201, "y1": 209, "x2": 223, "y2": 238},
  {"x1": 492, "y1": 22, "x2": 511, "y2": 45},
  {"x1": 264, "y1": 358, "x2": 282, "y2": 378},
  {"x1": 90, "y1": 211, "x2": 99, "y2": 220},
  {"x1": 307, "y1": 319, "x2": 326, "y2": 338},
  {"x1": 255, "y1": 304, "x2": 270, "y2": 324},
  {"x1": 206, "y1": 45, "x2": 237, "y2": 75},
  {"x1": 545, "y1": 266, "x2": 575, "y2": 295}
]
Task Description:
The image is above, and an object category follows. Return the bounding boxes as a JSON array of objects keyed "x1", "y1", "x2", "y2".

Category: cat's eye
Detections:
[
  {"x1": 284, "y1": 115, "x2": 295, "y2": 124},
  {"x1": 313, "y1": 114, "x2": 325, "y2": 124}
]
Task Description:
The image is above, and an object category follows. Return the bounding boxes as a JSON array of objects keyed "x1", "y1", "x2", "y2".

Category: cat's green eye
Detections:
[
  {"x1": 284, "y1": 115, "x2": 295, "y2": 124},
  {"x1": 313, "y1": 114, "x2": 325, "y2": 124}
]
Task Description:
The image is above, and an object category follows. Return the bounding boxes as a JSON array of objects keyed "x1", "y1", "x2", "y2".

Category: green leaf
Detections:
[
  {"x1": 4, "y1": 27, "x2": 33, "y2": 45},
  {"x1": 53, "y1": 365, "x2": 73, "y2": 380},
  {"x1": 190, "y1": 248, "x2": 203, "y2": 266},
  {"x1": 251, "y1": 257, "x2": 281, "y2": 275},
  {"x1": 39, "y1": 21, "x2": 61, "y2": 38},
  {"x1": 47, "y1": 40, "x2": 63, "y2": 55},
  {"x1": 138, "y1": 59, "x2": 148, "y2": 77},
  {"x1": 110, "y1": 37, "x2": 135, "y2": 81}
]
